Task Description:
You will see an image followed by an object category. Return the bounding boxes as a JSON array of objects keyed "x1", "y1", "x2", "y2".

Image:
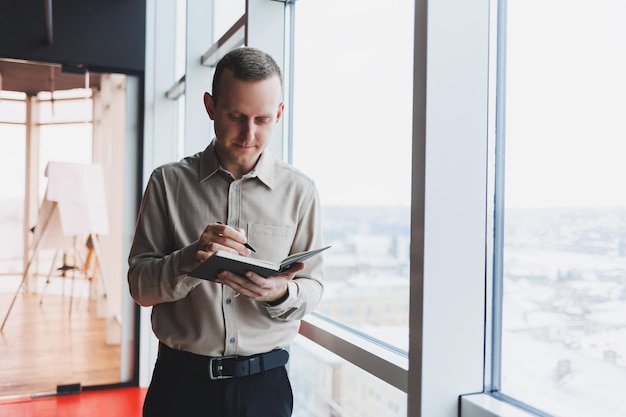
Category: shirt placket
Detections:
[{"x1": 223, "y1": 178, "x2": 242, "y2": 355}]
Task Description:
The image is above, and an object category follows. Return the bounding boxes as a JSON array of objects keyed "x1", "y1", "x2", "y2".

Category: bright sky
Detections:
[
  {"x1": 503, "y1": 0, "x2": 626, "y2": 208},
  {"x1": 2, "y1": 0, "x2": 625, "y2": 209},
  {"x1": 291, "y1": 0, "x2": 415, "y2": 207},
  {"x1": 291, "y1": 0, "x2": 626, "y2": 209}
]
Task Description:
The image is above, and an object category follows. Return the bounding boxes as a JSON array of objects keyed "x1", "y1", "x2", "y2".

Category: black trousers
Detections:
[{"x1": 143, "y1": 345, "x2": 293, "y2": 417}]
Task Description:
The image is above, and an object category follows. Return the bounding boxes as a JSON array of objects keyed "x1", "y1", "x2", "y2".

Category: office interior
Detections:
[{"x1": 1, "y1": 1, "x2": 625, "y2": 416}]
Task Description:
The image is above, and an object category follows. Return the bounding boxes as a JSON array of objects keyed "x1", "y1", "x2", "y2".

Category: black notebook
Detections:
[{"x1": 188, "y1": 246, "x2": 331, "y2": 280}]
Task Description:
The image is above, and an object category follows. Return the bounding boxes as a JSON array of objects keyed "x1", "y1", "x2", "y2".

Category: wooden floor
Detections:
[{"x1": 0, "y1": 277, "x2": 121, "y2": 398}]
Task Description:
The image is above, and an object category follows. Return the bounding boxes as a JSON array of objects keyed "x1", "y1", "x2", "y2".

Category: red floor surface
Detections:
[{"x1": 0, "y1": 387, "x2": 147, "y2": 417}]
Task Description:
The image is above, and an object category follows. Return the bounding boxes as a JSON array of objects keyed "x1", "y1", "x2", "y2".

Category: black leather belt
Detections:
[{"x1": 158, "y1": 342, "x2": 289, "y2": 380}]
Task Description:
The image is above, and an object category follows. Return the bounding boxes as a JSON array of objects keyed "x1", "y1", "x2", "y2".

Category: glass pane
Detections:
[
  {"x1": 0, "y1": 123, "x2": 26, "y2": 275},
  {"x1": 175, "y1": 0, "x2": 187, "y2": 80},
  {"x1": 290, "y1": 335, "x2": 407, "y2": 417},
  {"x1": 499, "y1": 1, "x2": 626, "y2": 416},
  {"x1": 213, "y1": 0, "x2": 245, "y2": 40},
  {"x1": 0, "y1": 97, "x2": 27, "y2": 275},
  {"x1": 0, "y1": 69, "x2": 134, "y2": 398},
  {"x1": 0, "y1": 98, "x2": 26, "y2": 123},
  {"x1": 38, "y1": 96, "x2": 93, "y2": 125},
  {"x1": 292, "y1": 0, "x2": 414, "y2": 352}
]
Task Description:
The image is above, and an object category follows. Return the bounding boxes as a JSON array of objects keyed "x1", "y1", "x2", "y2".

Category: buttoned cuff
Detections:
[{"x1": 264, "y1": 281, "x2": 298, "y2": 316}]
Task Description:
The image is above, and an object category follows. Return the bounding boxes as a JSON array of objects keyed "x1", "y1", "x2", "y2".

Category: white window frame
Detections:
[
  {"x1": 413, "y1": 0, "x2": 493, "y2": 414},
  {"x1": 459, "y1": 0, "x2": 565, "y2": 416}
]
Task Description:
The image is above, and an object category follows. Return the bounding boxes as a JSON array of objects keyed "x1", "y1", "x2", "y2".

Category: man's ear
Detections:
[
  {"x1": 275, "y1": 102, "x2": 285, "y2": 124},
  {"x1": 204, "y1": 92, "x2": 216, "y2": 120}
]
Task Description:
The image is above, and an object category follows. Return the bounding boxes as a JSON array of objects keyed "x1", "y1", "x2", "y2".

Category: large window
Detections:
[
  {"x1": 292, "y1": 0, "x2": 414, "y2": 353},
  {"x1": 493, "y1": 1, "x2": 626, "y2": 416},
  {"x1": 289, "y1": 1, "x2": 415, "y2": 413}
]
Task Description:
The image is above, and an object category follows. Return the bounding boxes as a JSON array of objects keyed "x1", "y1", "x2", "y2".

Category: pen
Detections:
[{"x1": 217, "y1": 222, "x2": 256, "y2": 252}]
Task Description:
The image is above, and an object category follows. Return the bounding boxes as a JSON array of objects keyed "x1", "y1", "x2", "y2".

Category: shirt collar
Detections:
[{"x1": 199, "y1": 139, "x2": 276, "y2": 189}]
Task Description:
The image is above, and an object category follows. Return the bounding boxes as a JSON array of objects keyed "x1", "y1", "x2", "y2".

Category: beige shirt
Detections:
[{"x1": 128, "y1": 140, "x2": 325, "y2": 357}]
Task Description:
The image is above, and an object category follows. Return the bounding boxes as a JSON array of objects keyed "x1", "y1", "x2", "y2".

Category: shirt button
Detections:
[
  {"x1": 229, "y1": 219, "x2": 237, "y2": 227},
  {"x1": 225, "y1": 298, "x2": 232, "y2": 304},
  {"x1": 229, "y1": 337, "x2": 236, "y2": 344},
  {"x1": 232, "y1": 184, "x2": 239, "y2": 190}
]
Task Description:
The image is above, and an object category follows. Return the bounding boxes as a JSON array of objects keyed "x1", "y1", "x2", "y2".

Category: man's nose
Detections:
[{"x1": 241, "y1": 119, "x2": 256, "y2": 140}]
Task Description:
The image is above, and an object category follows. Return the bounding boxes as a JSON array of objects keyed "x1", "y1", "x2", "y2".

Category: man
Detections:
[{"x1": 128, "y1": 47, "x2": 325, "y2": 417}]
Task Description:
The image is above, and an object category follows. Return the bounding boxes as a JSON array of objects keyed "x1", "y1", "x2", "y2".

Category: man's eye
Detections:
[
  {"x1": 229, "y1": 114, "x2": 245, "y2": 121},
  {"x1": 255, "y1": 117, "x2": 271, "y2": 125}
]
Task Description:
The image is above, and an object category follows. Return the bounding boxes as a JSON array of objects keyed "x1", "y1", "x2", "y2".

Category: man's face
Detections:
[{"x1": 204, "y1": 69, "x2": 284, "y2": 178}]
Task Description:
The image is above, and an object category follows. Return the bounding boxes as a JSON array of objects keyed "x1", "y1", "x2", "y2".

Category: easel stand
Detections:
[
  {"x1": 1, "y1": 161, "x2": 110, "y2": 333},
  {"x1": 1, "y1": 198, "x2": 56, "y2": 332},
  {"x1": 37, "y1": 235, "x2": 109, "y2": 313},
  {"x1": 1, "y1": 214, "x2": 108, "y2": 332}
]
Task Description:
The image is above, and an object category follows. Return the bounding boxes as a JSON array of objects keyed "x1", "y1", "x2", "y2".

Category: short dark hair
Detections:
[{"x1": 212, "y1": 47, "x2": 283, "y2": 104}]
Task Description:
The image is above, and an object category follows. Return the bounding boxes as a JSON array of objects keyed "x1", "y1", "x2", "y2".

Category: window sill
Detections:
[
  {"x1": 299, "y1": 314, "x2": 408, "y2": 393},
  {"x1": 460, "y1": 394, "x2": 539, "y2": 417}
]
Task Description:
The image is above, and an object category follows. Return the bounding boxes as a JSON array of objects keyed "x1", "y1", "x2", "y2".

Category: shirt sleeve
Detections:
[
  {"x1": 263, "y1": 181, "x2": 325, "y2": 320},
  {"x1": 127, "y1": 168, "x2": 203, "y2": 307}
]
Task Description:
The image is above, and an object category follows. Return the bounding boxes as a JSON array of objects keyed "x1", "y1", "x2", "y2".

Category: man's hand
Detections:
[
  {"x1": 215, "y1": 262, "x2": 306, "y2": 303},
  {"x1": 195, "y1": 222, "x2": 252, "y2": 262}
]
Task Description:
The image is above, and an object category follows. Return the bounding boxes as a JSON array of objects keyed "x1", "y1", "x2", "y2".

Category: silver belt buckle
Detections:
[{"x1": 209, "y1": 355, "x2": 238, "y2": 380}]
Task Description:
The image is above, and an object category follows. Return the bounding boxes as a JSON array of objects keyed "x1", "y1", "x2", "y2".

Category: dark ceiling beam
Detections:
[
  {"x1": 0, "y1": 59, "x2": 102, "y2": 95},
  {"x1": 44, "y1": 0, "x2": 53, "y2": 45}
]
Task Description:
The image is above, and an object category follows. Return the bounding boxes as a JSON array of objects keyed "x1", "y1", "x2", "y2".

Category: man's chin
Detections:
[{"x1": 233, "y1": 152, "x2": 261, "y2": 167}]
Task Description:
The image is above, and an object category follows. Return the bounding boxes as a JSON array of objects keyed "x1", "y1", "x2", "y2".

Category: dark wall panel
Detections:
[{"x1": 0, "y1": 0, "x2": 145, "y2": 73}]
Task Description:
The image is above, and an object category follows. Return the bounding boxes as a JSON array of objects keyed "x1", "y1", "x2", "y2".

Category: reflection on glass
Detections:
[
  {"x1": 292, "y1": 0, "x2": 414, "y2": 352},
  {"x1": 499, "y1": 1, "x2": 626, "y2": 416},
  {"x1": 290, "y1": 335, "x2": 407, "y2": 417}
]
